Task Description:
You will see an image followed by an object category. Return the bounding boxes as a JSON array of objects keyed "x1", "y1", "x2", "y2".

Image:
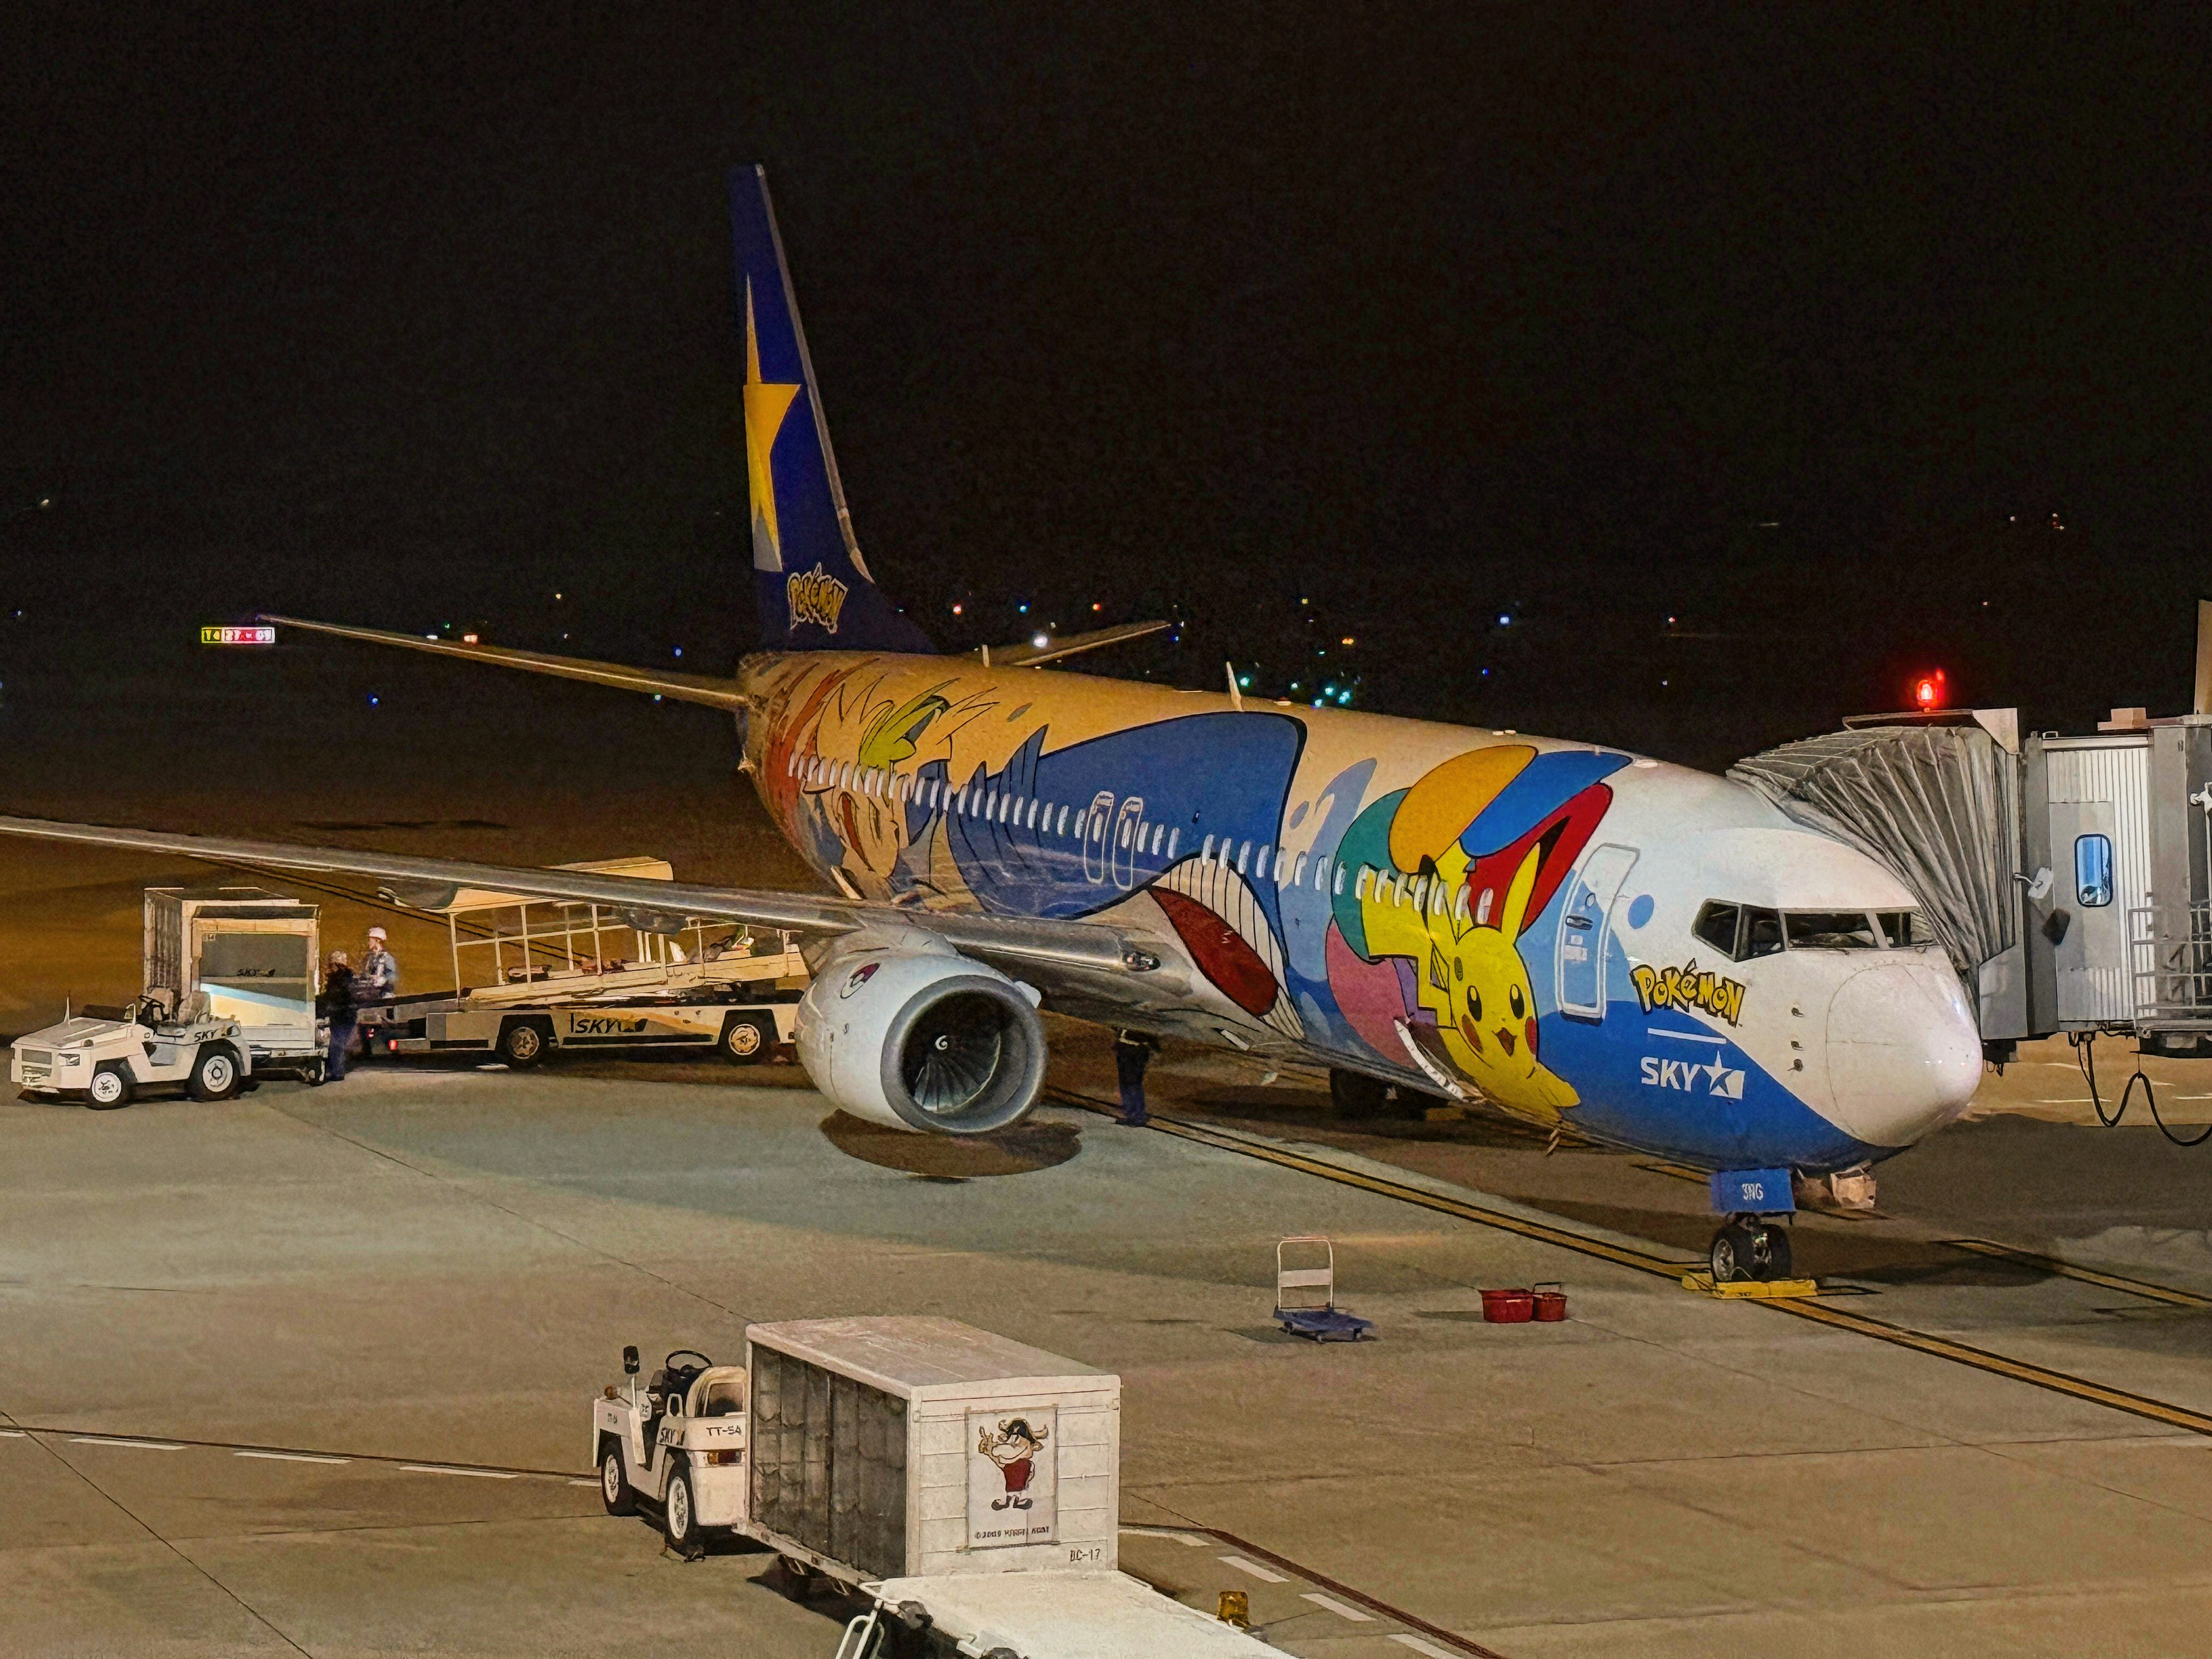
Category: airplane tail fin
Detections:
[{"x1": 731, "y1": 165, "x2": 933, "y2": 655}]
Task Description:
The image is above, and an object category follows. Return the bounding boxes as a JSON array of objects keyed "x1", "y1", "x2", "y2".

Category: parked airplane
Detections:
[{"x1": 0, "y1": 167, "x2": 1982, "y2": 1279}]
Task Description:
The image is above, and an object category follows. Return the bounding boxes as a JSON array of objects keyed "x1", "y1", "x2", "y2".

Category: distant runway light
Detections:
[
  {"x1": 461, "y1": 632, "x2": 479, "y2": 644},
  {"x1": 673, "y1": 646, "x2": 684, "y2": 658},
  {"x1": 952, "y1": 603, "x2": 964, "y2": 615},
  {"x1": 1032, "y1": 632, "x2": 1049, "y2": 649},
  {"x1": 1092, "y1": 602, "x2": 1102, "y2": 612},
  {"x1": 1340, "y1": 636, "x2": 1355, "y2": 646},
  {"x1": 1018, "y1": 603, "x2": 1029, "y2": 614},
  {"x1": 1497, "y1": 614, "x2": 1512, "y2": 626},
  {"x1": 368, "y1": 694, "x2": 380, "y2": 707}
]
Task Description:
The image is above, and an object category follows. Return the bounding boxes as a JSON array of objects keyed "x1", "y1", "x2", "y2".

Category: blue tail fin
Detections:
[{"x1": 730, "y1": 166, "x2": 934, "y2": 654}]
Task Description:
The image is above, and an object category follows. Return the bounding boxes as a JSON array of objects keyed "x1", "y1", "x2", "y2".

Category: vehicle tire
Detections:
[
  {"x1": 187, "y1": 1044, "x2": 242, "y2": 1102},
  {"x1": 1750, "y1": 1223, "x2": 1793, "y2": 1283},
  {"x1": 304, "y1": 1058, "x2": 327, "y2": 1088},
  {"x1": 85, "y1": 1063, "x2": 134, "y2": 1111},
  {"x1": 1710, "y1": 1223, "x2": 1752, "y2": 1283},
  {"x1": 1330, "y1": 1069, "x2": 1394, "y2": 1120},
  {"x1": 598, "y1": 1438, "x2": 636, "y2": 1516},
  {"x1": 498, "y1": 1018, "x2": 551, "y2": 1069},
  {"x1": 719, "y1": 1013, "x2": 772, "y2": 1066},
  {"x1": 662, "y1": 1460, "x2": 700, "y2": 1556}
]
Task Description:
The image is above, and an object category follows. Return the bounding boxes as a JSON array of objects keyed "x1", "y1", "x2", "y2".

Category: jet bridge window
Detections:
[{"x1": 2075, "y1": 833, "x2": 2113, "y2": 907}]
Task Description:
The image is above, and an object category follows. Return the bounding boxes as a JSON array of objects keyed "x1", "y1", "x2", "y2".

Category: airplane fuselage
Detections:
[{"x1": 740, "y1": 650, "x2": 1983, "y2": 1175}]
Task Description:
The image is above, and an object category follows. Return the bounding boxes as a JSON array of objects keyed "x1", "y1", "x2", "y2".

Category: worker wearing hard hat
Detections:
[{"x1": 358, "y1": 926, "x2": 400, "y2": 1001}]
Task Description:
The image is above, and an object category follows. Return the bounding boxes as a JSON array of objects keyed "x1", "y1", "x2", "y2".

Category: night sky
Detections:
[{"x1": 5, "y1": 6, "x2": 2210, "y2": 783}]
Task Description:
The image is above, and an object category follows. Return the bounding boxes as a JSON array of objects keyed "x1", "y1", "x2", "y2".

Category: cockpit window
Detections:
[
  {"x1": 1785, "y1": 911, "x2": 1881, "y2": 949},
  {"x1": 1876, "y1": 910, "x2": 1925, "y2": 948},
  {"x1": 1691, "y1": 902, "x2": 1783, "y2": 962},
  {"x1": 1692, "y1": 902, "x2": 1740, "y2": 957}
]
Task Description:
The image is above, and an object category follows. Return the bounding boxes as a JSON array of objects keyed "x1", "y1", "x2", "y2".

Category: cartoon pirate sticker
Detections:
[
  {"x1": 965, "y1": 1406, "x2": 1058, "y2": 1547},
  {"x1": 978, "y1": 1416, "x2": 1048, "y2": 1509}
]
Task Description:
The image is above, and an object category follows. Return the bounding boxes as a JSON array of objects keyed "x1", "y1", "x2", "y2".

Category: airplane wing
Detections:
[
  {"x1": 0, "y1": 814, "x2": 1173, "y2": 982},
  {"x1": 975, "y1": 619, "x2": 1173, "y2": 668},
  {"x1": 257, "y1": 615, "x2": 748, "y2": 710}
]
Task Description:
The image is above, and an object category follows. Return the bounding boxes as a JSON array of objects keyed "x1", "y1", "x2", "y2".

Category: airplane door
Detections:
[
  {"x1": 1081, "y1": 791, "x2": 1115, "y2": 885},
  {"x1": 1111, "y1": 797, "x2": 1147, "y2": 891},
  {"x1": 1555, "y1": 844, "x2": 1639, "y2": 1021}
]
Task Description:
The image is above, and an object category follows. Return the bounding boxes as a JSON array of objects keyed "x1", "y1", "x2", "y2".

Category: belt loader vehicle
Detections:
[
  {"x1": 591, "y1": 1316, "x2": 1274, "y2": 1657},
  {"x1": 354, "y1": 857, "x2": 806, "y2": 1066}
]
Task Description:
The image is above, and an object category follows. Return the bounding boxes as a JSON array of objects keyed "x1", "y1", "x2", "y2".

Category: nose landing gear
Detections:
[{"x1": 1709, "y1": 1215, "x2": 1793, "y2": 1283}]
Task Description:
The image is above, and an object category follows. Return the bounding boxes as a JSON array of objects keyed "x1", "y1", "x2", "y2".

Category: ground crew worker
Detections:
[
  {"x1": 1113, "y1": 1029, "x2": 1159, "y2": 1126},
  {"x1": 358, "y1": 926, "x2": 399, "y2": 999},
  {"x1": 319, "y1": 952, "x2": 357, "y2": 1082}
]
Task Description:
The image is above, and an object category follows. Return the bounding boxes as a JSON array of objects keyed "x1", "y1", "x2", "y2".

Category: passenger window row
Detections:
[
  {"x1": 1694, "y1": 901, "x2": 1924, "y2": 961},
  {"x1": 788, "y1": 753, "x2": 1180, "y2": 859},
  {"x1": 791, "y1": 751, "x2": 1493, "y2": 915}
]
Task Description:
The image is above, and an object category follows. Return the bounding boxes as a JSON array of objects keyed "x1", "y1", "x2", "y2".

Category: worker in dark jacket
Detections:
[
  {"x1": 318, "y1": 952, "x2": 357, "y2": 1081},
  {"x1": 1113, "y1": 1029, "x2": 1159, "y2": 1126}
]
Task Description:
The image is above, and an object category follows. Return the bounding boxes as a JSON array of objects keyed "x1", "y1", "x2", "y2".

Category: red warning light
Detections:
[{"x1": 1913, "y1": 672, "x2": 1944, "y2": 710}]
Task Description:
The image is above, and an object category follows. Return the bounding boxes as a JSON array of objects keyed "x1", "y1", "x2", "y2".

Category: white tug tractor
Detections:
[
  {"x1": 12, "y1": 991, "x2": 252, "y2": 1108},
  {"x1": 593, "y1": 1344, "x2": 748, "y2": 1559},
  {"x1": 10, "y1": 885, "x2": 325, "y2": 1109}
]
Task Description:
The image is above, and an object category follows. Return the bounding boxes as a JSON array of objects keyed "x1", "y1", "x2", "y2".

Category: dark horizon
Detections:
[{"x1": 6, "y1": 6, "x2": 2210, "y2": 784}]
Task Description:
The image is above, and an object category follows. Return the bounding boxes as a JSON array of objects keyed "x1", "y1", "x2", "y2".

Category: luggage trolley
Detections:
[{"x1": 1272, "y1": 1236, "x2": 1373, "y2": 1342}]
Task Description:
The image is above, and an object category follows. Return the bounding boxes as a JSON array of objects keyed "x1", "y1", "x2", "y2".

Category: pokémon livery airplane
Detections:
[{"x1": 0, "y1": 168, "x2": 1983, "y2": 1277}]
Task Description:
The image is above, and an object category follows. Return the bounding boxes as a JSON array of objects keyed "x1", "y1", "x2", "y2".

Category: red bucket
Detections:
[
  {"x1": 1480, "y1": 1287, "x2": 1534, "y2": 1323},
  {"x1": 1532, "y1": 1283, "x2": 1567, "y2": 1321}
]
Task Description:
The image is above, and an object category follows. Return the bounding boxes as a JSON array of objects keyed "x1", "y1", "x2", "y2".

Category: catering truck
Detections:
[
  {"x1": 591, "y1": 1317, "x2": 1274, "y2": 1658},
  {"x1": 353, "y1": 857, "x2": 806, "y2": 1067}
]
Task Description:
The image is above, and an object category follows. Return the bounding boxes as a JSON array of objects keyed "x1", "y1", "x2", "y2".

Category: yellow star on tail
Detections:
[{"x1": 743, "y1": 279, "x2": 801, "y2": 570}]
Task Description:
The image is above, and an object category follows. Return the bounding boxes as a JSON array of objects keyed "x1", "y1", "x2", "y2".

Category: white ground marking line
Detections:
[
  {"x1": 1217, "y1": 1554, "x2": 1287, "y2": 1583},
  {"x1": 1301, "y1": 1591, "x2": 1374, "y2": 1622},
  {"x1": 0, "y1": 1429, "x2": 24, "y2": 1438},
  {"x1": 568, "y1": 1478, "x2": 601, "y2": 1486},
  {"x1": 402, "y1": 1464, "x2": 519, "y2": 1480},
  {"x1": 1117, "y1": 1526, "x2": 1211, "y2": 1546},
  {"x1": 69, "y1": 1435, "x2": 186, "y2": 1450},
  {"x1": 1390, "y1": 1636, "x2": 1458, "y2": 1658},
  {"x1": 236, "y1": 1450, "x2": 350, "y2": 1465}
]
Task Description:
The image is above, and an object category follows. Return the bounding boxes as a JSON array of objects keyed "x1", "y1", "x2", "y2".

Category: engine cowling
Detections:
[{"x1": 794, "y1": 936, "x2": 1048, "y2": 1134}]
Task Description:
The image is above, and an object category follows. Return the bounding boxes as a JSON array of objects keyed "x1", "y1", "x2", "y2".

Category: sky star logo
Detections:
[
  {"x1": 787, "y1": 565, "x2": 849, "y2": 632},
  {"x1": 1641, "y1": 1055, "x2": 1747, "y2": 1098}
]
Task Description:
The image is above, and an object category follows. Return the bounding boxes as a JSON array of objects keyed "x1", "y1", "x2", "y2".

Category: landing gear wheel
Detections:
[
  {"x1": 498, "y1": 1018, "x2": 550, "y2": 1069},
  {"x1": 599, "y1": 1440, "x2": 635, "y2": 1516},
  {"x1": 720, "y1": 1013, "x2": 772, "y2": 1066},
  {"x1": 187, "y1": 1046, "x2": 241, "y2": 1101},
  {"x1": 1710, "y1": 1222, "x2": 1752, "y2": 1283},
  {"x1": 1750, "y1": 1222, "x2": 1793, "y2": 1282},
  {"x1": 662, "y1": 1460, "x2": 701, "y2": 1558},
  {"x1": 86, "y1": 1063, "x2": 133, "y2": 1110}
]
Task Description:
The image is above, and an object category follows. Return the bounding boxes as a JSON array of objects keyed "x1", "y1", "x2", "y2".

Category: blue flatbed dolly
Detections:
[{"x1": 1272, "y1": 1236, "x2": 1374, "y2": 1342}]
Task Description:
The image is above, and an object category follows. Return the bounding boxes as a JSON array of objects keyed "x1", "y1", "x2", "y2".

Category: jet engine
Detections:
[{"x1": 794, "y1": 935, "x2": 1048, "y2": 1135}]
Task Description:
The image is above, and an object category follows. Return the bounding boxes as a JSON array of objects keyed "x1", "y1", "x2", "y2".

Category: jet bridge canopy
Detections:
[{"x1": 1729, "y1": 721, "x2": 2022, "y2": 1034}]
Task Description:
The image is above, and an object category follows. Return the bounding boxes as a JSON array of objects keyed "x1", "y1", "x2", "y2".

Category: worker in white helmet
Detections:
[{"x1": 358, "y1": 925, "x2": 400, "y2": 1001}]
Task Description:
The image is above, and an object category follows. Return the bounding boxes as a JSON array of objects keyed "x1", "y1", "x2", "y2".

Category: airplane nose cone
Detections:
[{"x1": 1823, "y1": 962, "x2": 1982, "y2": 1147}]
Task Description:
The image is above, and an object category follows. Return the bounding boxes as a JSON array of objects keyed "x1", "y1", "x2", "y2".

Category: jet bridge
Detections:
[{"x1": 1732, "y1": 702, "x2": 2212, "y2": 1059}]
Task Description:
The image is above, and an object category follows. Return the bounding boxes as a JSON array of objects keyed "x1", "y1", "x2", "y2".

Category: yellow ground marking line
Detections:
[
  {"x1": 1942, "y1": 1238, "x2": 2212, "y2": 1309},
  {"x1": 1045, "y1": 1090, "x2": 1699, "y2": 1277},
  {"x1": 1046, "y1": 1089, "x2": 2212, "y2": 1438}
]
